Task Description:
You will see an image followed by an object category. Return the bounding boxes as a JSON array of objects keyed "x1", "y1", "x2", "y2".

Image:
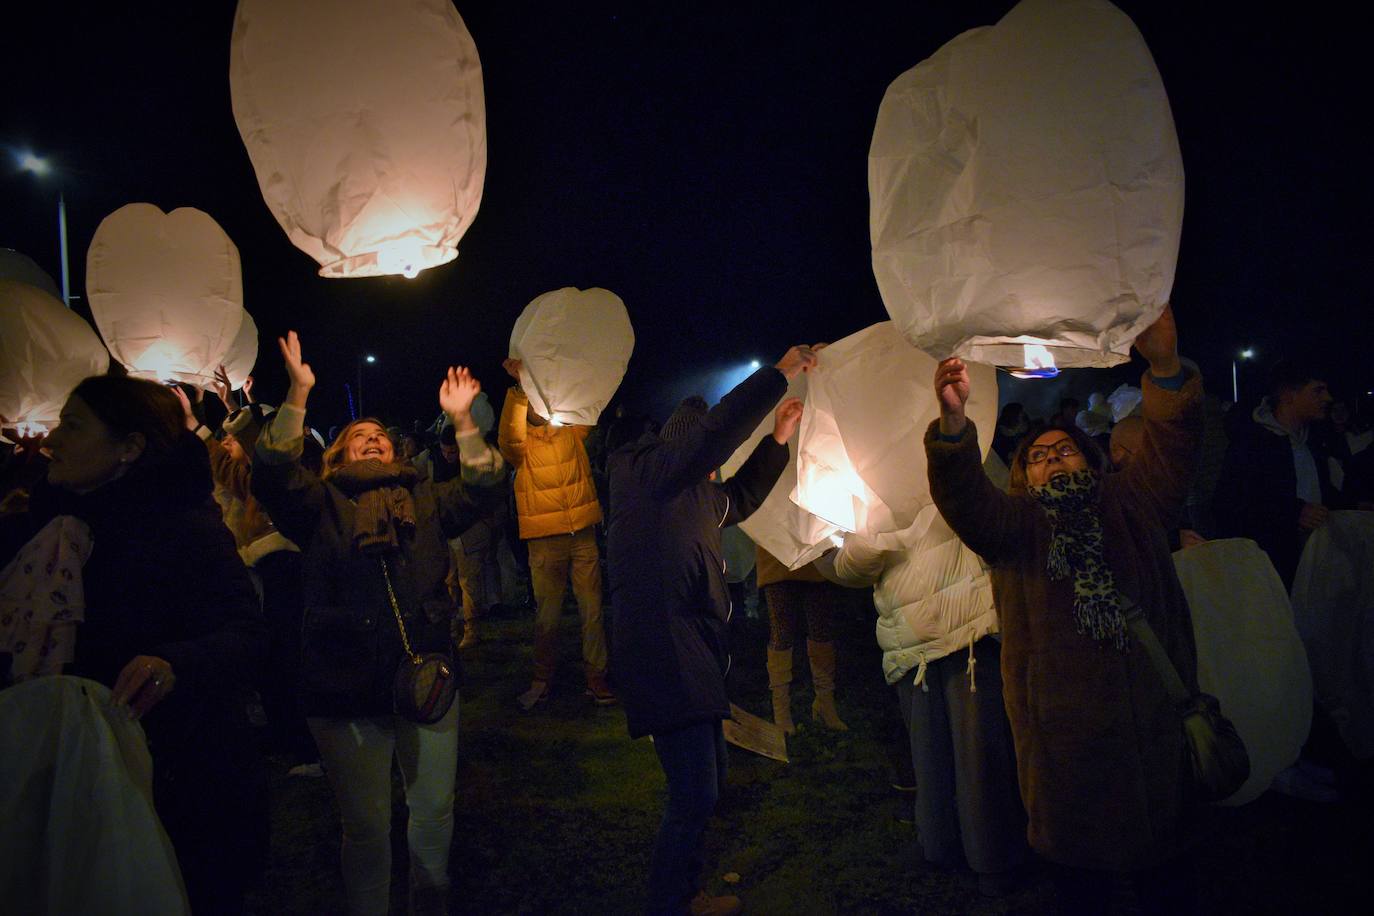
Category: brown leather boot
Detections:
[
  {"x1": 808, "y1": 639, "x2": 848, "y2": 731},
  {"x1": 766, "y1": 647, "x2": 795, "y2": 735}
]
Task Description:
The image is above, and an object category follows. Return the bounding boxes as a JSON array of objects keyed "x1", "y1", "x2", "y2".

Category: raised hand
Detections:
[
  {"x1": 1133, "y1": 303, "x2": 1181, "y2": 378},
  {"x1": 440, "y1": 366, "x2": 481, "y2": 432},
  {"x1": 278, "y1": 331, "x2": 315, "y2": 408},
  {"x1": 242, "y1": 375, "x2": 255, "y2": 403},
  {"x1": 111, "y1": 654, "x2": 176, "y2": 720},
  {"x1": 171, "y1": 385, "x2": 199, "y2": 431},
  {"x1": 502, "y1": 357, "x2": 523, "y2": 383},
  {"x1": 935, "y1": 358, "x2": 971, "y2": 435},
  {"x1": 212, "y1": 364, "x2": 234, "y2": 409},
  {"x1": 775, "y1": 345, "x2": 820, "y2": 380},
  {"x1": 772, "y1": 397, "x2": 804, "y2": 444}
]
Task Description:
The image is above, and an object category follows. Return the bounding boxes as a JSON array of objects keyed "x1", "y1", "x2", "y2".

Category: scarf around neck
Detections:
[
  {"x1": 1029, "y1": 468, "x2": 1128, "y2": 652},
  {"x1": 329, "y1": 460, "x2": 421, "y2": 555}
]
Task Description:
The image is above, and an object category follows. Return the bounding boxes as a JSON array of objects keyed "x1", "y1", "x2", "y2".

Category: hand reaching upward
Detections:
[{"x1": 440, "y1": 366, "x2": 481, "y2": 433}]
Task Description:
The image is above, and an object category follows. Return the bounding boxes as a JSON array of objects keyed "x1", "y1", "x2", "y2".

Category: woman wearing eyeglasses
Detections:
[{"x1": 924, "y1": 306, "x2": 1207, "y2": 915}]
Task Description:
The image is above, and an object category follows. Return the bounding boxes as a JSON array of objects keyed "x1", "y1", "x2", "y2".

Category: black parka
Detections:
[
  {"x1": 607, "y1": 367, "x2": 789, "y2": 738},
  {"x1": 252, "y1": 441, "x2": 495, "y2": 717}
]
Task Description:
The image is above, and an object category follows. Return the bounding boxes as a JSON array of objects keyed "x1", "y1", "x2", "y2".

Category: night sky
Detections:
[{"x1": 3, "y1": 1, "x2": 1364, "y2": 429}]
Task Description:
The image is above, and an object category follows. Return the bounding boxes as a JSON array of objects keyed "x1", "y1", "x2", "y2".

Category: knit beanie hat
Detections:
[
  {"x1": 661, "y1": 396, "x2": 708, "y2": 441},
  {"x1": 222, "y1": 402, "x2": 276, "y2": 449}
]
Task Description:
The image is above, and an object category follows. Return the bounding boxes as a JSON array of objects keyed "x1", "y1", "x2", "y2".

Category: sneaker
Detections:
[
  {"x1": 688, "y1": 891, "x2": 742, "y2": 916},
  {"x1": 287, "y1": 762, "x2": 324, "y2": 778},
  {"x1": 585, "y1": 679, "x2": 618, "y2": 706},
  {"x1": 517, "y1": 680, "x2": 550, "y2": 711}
]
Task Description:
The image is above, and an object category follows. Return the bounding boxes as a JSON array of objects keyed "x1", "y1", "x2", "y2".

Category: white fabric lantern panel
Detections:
[
  {"x1": 0, "y1": 249, "x2": 61, "y2": 300},
  {"x1": 721, "y1": 371, "x2": 840, "y2": 571},
  {"x1": 0, "y1": 280, "x2": 110, "y2": 436},
  {"x1": 87, "y1": 204, "x2": 245, "y2": 387},
  {"x1": 1290, "y1": 511, "x2": 1374, "y2": 760},
  {"x1": 794, "y1": 322, "x2": 996, "y2": 536},
  {"x1": 1173, "y1": 538, "x2": 1312, "y2": 806},
  {"x1": 869, "y1": 0, "x2": 1184, "y2": 371},
  {"x1": 219, "y1": 311, "x2": 259, "y2": 391},
  {"x1": 230, "y1": 0, "x2": 486, "y2": 279},
  {"x1": 509, "y1": 288, "x2": 634, "y2": 426}
]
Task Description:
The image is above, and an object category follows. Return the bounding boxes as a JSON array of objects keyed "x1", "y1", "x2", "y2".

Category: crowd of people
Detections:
[{"x1": 2, "y1": 305, "x2": 1371, "y2": 916}]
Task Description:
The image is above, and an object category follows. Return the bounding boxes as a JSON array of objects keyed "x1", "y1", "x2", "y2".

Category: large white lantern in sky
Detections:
[
  {"x1": 509, "y1": 287, "x2": 634, "y2": 426},
  {"x1": 1174, "y1": 538, "x2": 1313, "y2": 805},
  {"x1": 230, "y1": 0, "x2": 486, "y2": 279},
  {"x1": 869, "y1": 0, "x2": 1183, "y2": 372},
  {"x1": 794, "y1": 322, "x2": 997, "y2": 536},
  {"x1": 0, "y1": 280, "x2": 110, "y2": 436},
  {"x1": 87, "y1": 204, "x2": 245, "y2": 386}
]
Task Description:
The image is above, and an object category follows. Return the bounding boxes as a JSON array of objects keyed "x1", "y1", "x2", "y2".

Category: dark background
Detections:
[{"x1": 3, "y1": 1, "x2": 1365, "y2": 429}]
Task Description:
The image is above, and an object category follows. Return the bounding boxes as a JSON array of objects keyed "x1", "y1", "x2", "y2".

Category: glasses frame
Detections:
[{"x1": 1025, "y1": 439, "x2": 1082, "y2": 465}]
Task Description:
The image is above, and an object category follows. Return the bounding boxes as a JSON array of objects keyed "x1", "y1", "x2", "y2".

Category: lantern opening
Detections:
[
  {"x1": 320, "y1": 242, "x2": 457, "y2": 280},
  {"x1": 1009, "y1": 344, "x2": 1060, "y2": 379}
]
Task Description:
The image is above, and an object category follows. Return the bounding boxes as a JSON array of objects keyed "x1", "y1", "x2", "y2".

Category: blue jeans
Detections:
[{"x1": 646, "y1": 720, "x2": 728, "y2": 914}]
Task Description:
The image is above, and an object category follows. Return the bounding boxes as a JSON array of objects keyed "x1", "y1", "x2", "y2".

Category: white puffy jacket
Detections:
[{"x1": 830, "y1": 506, "x2": 998, "y2": 688}]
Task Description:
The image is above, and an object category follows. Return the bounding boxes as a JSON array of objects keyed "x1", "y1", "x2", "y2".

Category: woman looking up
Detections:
[
  {"x1": 925, "y1": 305, "x2": 1207, "y2": 915},
  {"x1": 251, "y1": 331, "x2": 504, "y2": 916},
  {"x1": 2, "y1": 374, "x2": 268, "y2": 915}
]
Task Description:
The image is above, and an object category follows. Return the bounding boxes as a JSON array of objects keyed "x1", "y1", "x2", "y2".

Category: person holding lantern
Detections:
[
  {"x1": 925, "y1": 305, "x2": 1206, "y2": 913},
  {"x1": 251, "y1": 331, "x2": 504, "y2": 916},
  {"x1": 1, "y1": 374, "x2": 269, "y2": 915},
  {"x1": 498, "y1": 356, "x2": 613, "y2": 710},
  {"x1": 607, "y1": 345, "x2": 816, "y2": 916}
]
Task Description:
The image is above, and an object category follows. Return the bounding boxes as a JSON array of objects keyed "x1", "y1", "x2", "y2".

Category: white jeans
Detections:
[{"x1": 308, "y1": 701, "x2": 458, "y2": 916}]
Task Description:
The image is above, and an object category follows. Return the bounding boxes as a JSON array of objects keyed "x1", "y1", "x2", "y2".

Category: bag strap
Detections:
[
  {"x1": 1121, "y1": 600, "x2": 1190, "y2": 706},
  {"x1": 379, "y1": 557, "x2": 416, "y2": 661}
]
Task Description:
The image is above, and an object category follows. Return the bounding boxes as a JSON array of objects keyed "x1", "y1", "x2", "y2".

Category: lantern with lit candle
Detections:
[
  {"x1": 794, "y1": 322, "x2": 997, "y2": 537},
  {"x1": 869, "y1": 0, "x2": 1183, "y2": 375},
  {"x1": 509, "y1": 287, "x2": 634, "y2": 426},
  {"x1": 230, "y1": 0, "x2": 486, "y2": 280},
  {"x1": 721, "y1": 371, "x2": 842, "y2": 570},
  {"x1": 86, "y1": 204, "x2": 246, "y2": 386},
  {"x1": 0, "y1": 279, "x2": 110, "y2": 437}
]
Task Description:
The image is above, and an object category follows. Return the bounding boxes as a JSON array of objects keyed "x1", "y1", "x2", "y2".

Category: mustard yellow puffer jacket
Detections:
[{"x1": 499, "y1": 387, "x2": 603, "y2": 539}]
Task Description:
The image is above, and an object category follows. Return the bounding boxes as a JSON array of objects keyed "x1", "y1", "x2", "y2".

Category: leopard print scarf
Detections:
[{"x1": 1029, "y1": 469, "x2": 1128, "y2": 652}]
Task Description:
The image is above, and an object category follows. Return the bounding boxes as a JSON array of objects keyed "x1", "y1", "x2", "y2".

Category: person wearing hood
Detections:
[
  {"x1": 608, "y1": 345, "x2": 815, "y2": 916},
  {"x1": 1212, "y1": 359, "x2": 1340, "y2": 588},
  {"x1": 251, "y1": 332, "x2": 504, "y2": 916},
  {"x1": 925, "y1": 306, "x2": 1207, "y2": 913},
  {"x1": 1, "y1": 374, "x2": 269, "y2": 915}
]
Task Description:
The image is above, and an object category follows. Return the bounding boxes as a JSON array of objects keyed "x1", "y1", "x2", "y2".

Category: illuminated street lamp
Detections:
[
  {"x1": 1232, "y1": 348, "x2": 1255, "y2": 403},
  {"x1": 358, "y1": 354, "x2": 377, "y2": 418},
  {"x1": 14, "y1": 150, "x2": 70, "y2": 308}
]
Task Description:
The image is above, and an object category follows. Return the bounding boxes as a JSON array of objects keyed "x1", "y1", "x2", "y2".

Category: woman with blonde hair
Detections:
[{"x1": 252, "y1": 332, "x2": 504, "y2": 915}]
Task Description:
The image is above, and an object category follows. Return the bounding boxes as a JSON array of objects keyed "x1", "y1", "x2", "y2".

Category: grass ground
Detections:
[{"x1": 246, "y1": 591, "x2": 1366, "y2": 914}]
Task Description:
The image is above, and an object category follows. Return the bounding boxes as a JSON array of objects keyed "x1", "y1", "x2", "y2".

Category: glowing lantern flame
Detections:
[{"x1": 1010, "y1": 344, "x2": 1060, "y2": 379}]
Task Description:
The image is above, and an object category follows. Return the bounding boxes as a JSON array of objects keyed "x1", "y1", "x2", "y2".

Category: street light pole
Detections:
[
  {"x1": 1232, "y1": 348, "x2": 1255, "y2": 404},
  {"x1": 58, "y1": 190, "x2": 70, "y2": 307},
  {"x1": 358, "y1": 354, "x2": 377, "y2": 417}
]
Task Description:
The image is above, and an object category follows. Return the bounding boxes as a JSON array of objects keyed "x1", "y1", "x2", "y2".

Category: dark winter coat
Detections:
[
  {"x1": 607, "y1": 367, "x2": 788, "y2": 738},
  {"x1": 1212, "y1": 413, "x2": 1341, "y2": 588},
  {"x1": 252, "y1": 425, "x2": 499, "y2": 718},
  {"x1": 1, "y1": 431, "x2": 269, "y2": 901},
  {"x1": 926, "y1": 372, "x2": 1204, "y2": 871}
]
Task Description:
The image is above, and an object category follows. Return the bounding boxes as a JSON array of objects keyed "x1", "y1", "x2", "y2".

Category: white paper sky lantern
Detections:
[
  {"x1": 219, "y1": 311, "x2": 259, "y2": 390},
  {"x1": 230, "y1": 0, "x2": 486, "y2": 279},
  {"x1": 721, "y1": 371, "x2": 841, "y2": 570},
  {"x1": 794, "y1": 322, "x2": 997, "y2": 536},
  {"x1": 869, "y1": 0, "x2": 1184, "y2": 372},
  {"x1": 0, "y1": 280, "x2": 110, "y2": 436},
  {"x1": 509, "y1": 288, "x2": 634, "y2": 426},
  {"x1": 87, "y1": 204, "x2": 245, "y2": 386},
  {"x1": 1174, "y1": 538, "x2": 1313, "y2": 805}
]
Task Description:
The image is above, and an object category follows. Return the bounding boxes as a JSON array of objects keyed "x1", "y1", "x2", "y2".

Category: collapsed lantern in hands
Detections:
[
  {"x1": 509, "y1": 288, "x2": 634, "y2": 426},
  {"x1": 869, "y1": 0, "x2": 1184, "y2": 374},
  {"x1": 230, "y1": 0, "x2": 486, "y2": 279},
  {"x1": 720, "y1": 371, "x2": 842, "y2": 570},
  {"x1": 87, "y1": 203, "x2": 245, "y2": 386},
  {"x1": 0, "y1": 280, "x2": 110, "y2": 437},
  {"x1": 794, "y1": 322, "x2": 997, "y2": 536}
]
